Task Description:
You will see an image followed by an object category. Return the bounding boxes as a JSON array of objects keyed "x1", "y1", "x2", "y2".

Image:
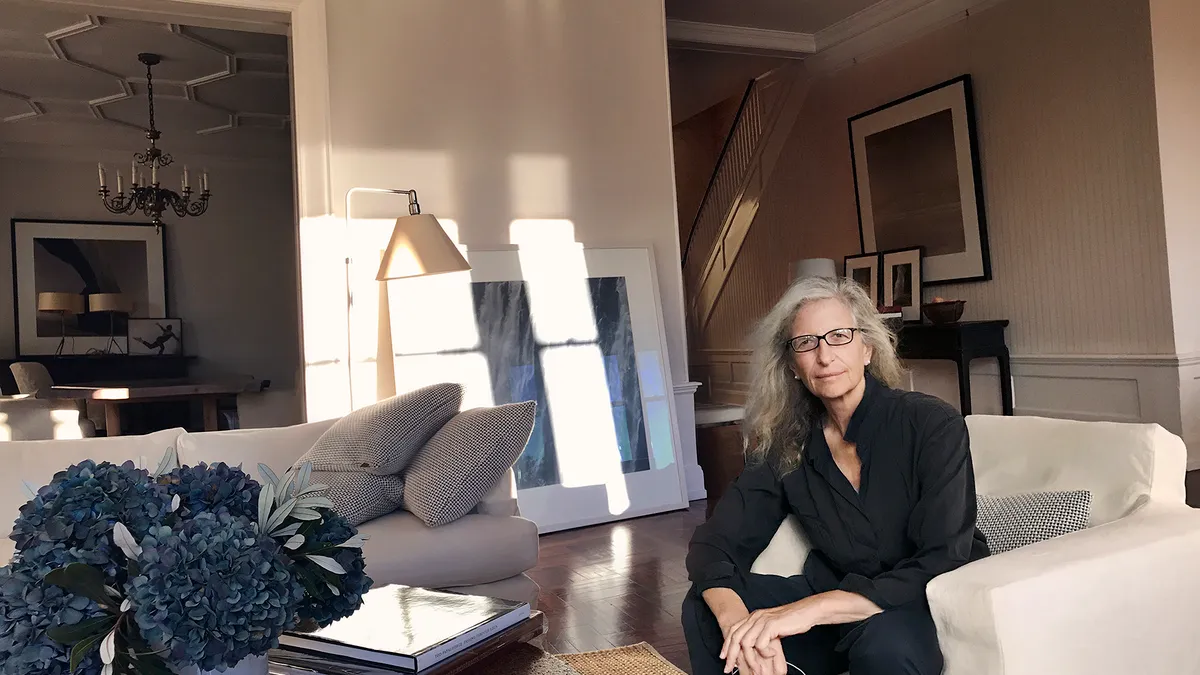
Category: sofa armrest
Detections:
[
  {"x1": 474, "y1": 468, "x2": 520, "y2": 517},
  {"x1": 927, "y1": 503, "x2": 1200, "y2": 675}
]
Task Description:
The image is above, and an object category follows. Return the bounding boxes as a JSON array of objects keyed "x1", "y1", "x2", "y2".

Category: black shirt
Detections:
[{"x1": 686, "y1": 374, "x2": 989, "y2": 610}]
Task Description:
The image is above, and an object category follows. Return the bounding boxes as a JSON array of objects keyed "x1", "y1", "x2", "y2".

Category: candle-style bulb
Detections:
[
  {"x1": 117, "y1": 171, "x2": 123, "y2": 195},
  {"x1": 98, "y1": 163, "x2": 106, "y2": 189}
]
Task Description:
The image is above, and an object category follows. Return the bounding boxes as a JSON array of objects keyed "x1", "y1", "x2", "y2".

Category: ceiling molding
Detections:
[
  {"x1": 665, "y1": 0, "x2": 1012, "y2": 67},
  {"x1": 0, "y1": 88, "x2": 43, "y2": 122},
  {"x1": 24, "y1": 0, "x2": 290, "y2": 35},
  {"x1": 808, "y1": 0, "x2": 1007, "y2": 72},
  {"x1": 665, "y1": 20, "x2": 817, "y2": 56}
]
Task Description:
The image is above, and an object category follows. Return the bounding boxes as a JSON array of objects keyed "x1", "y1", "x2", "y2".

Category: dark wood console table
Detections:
[{"x1": 897, "y1": 320, "x2": 1013, "y2": 416}]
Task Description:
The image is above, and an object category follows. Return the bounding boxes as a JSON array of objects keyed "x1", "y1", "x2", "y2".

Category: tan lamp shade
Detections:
[
  {"x1": 37, "y1": 292, "x2": 84, "y2": 314},
  {"x1": 375, "y1": 213, "x2": 471, "y2": 281},
  {"x1": 88, "y1": 293, "x2": 128, "y2": 313}
]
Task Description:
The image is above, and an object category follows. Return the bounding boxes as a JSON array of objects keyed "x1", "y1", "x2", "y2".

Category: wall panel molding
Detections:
[{"x1": 694, "y1": 348, "x2": 1196, "y2": 468}]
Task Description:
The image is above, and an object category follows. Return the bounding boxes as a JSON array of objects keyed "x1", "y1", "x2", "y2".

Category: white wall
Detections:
[
  {"x1": 292, "y1": 0, "x2": 689, "y2": 421},
  {"x1": 0, "y1": 150, "x2": 302, "y2": 428}
]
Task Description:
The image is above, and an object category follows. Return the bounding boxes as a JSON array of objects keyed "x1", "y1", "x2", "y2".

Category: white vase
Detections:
[{"x1": 194, "y1": 654, "x2": 269, "y2": 675}]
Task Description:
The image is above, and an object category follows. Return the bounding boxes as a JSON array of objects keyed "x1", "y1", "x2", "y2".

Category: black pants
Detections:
[{"x1": 681, "y1": 573, "x2": 943, "y2": 675}]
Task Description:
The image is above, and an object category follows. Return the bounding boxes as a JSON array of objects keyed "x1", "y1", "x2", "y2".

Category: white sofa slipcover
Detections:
[
  {"x1": 0, "y1": 420, "x2": 540, "y2": 606},
  {"x1": 751, "y1": 414, "x2": 1200, "y2": 675}
]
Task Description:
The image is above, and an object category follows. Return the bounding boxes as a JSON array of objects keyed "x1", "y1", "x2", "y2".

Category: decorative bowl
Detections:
[{"x1": 922, "y1": 300, "x2": 965, "y2": 324}]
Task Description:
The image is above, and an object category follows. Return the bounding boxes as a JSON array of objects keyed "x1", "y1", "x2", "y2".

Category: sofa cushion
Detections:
[
  {"x1": 299, "y1": 383, "x2": 464, "y2": 475},
  {"x1": 0, "y1": 427, "x2": 186, "y2": 563},
  {"x1": 176, "y1": 418, "x2": 337, "y2": 478},
  {"x1": 356, "y1": 511, "x2": 539, "y2": 589},
  {"x1": 403, "y1": 401, "x2": 536, "y2": 527},
  {"x1": 965, "y1": 415, "x2": 1187, "y2": 526},
  {"x1": 976, "y1": 490, "x2": 1092, "y2": 555},
  {"x1": 311, "y1": 470, "x2": 406, "y2": 526}
]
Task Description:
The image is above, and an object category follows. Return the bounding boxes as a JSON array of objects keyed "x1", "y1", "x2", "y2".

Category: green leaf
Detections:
[
  {"x1": 257, "y1": 482, "x2": 276, "y2": 530},
  {"x1": 112, "y1": 522, "x2": 142, "y2": 559},
  {"x1": 45, "y1": 564, "x2": 116, "y2": 608},
  {"x1": 296, "y1": 462, "x2": 313, "y2": 495},
  {"x1": 337, "y1": 534, "x2": 367, "y2": 549},
  {"x1": 264, "y1": 498, "x2": 297, "y2": 533},
  {"x1": 257, "y1": 463, "x2": 280, "y2": 489},
  {"x1": 70, "y1": 631, "x2": 105, "y2": 671},
  {"x1": 296, "y1": 496, "x2": 335, "y2": 510},
  {"x1": 277, "y1": 468, "x2": 297, "y2": 505},
  {"x1": 296, "y1": 483, "x2": 328, "y2": 497},
  {"x1": 306, "y1": 554, "x2": 346, "y2": 575},
  {"x1": 46, "y1": 615, "x2": 116, "y2": 645},
  {"x1": 271, "y1": 521, "x2": 303, "y2": 538},
  {"x1": 152, "y1": 447, "x2": 178, "y2": 477},
  {"x1": 290, "y1": 507, "x2": 322, "y2": 521},
  {"x1": 126, "y1": 559, "x2": 141, "y2": 579}
]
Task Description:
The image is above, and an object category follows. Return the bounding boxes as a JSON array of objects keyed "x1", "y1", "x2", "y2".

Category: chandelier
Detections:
[{"x1": 97, "y1": 53, "x2": 211, "y2": 233}]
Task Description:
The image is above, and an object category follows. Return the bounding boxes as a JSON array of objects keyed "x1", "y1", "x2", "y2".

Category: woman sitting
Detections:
[{"x1": 682, "y1": 276, "x2": 989, "y2": 675}]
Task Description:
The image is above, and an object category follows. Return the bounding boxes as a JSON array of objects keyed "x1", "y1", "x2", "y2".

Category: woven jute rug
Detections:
[
  {"x1": 470, "y1": 642, "x2": 685, "y2": 675},
  {"x1": 558, "y1": 643, "x2": 686, "y2": 675}
]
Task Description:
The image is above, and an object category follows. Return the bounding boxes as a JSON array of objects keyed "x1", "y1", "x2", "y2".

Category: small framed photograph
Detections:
[
  {"x1": 843, "y1": 253, "x2": 881, "y2": 304},
  {"x1": 880, "y1": 247, "x2": 923, "y2": 322},
  {"x1": 128, "y1": 318, "x2": 183, "y2": 356}
]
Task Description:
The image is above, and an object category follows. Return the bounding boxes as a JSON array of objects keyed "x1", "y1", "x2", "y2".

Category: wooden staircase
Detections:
[{"x1": 680, "y1": 63, "x2": 810, "y2": 332}]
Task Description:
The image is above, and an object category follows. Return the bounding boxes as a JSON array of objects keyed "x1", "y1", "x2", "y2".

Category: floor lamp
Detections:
[{"x1": 345, "y1": 187, "x2": 471, "y2": 408}]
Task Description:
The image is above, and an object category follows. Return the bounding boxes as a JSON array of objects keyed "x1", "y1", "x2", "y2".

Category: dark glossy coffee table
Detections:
[{"x1": 269, "y1": 611, "x2": 547, "y2": 674}]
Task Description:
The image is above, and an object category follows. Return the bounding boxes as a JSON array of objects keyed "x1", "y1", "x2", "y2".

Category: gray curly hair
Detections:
[{"x1": 742, "y1": 275, "x2": 905, "y2": 474}]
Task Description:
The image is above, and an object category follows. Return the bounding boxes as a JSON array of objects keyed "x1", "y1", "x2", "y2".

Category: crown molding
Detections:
[
  {"x1": 666, "y1": 0, "x2": 1011, "y2": 70},
  {"x1": 665, "y1": 20, "x2": 816, "y2": 56},
  {"x1": 809, "y1": 0, "x2": 1009, "y2": 72}
]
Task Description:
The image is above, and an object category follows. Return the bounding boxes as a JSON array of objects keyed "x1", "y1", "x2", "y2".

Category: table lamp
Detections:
[
  {"x1": 88, "y1": 293, "x2": 129, "y2": 354},
  {"x1": 37, "y1": 292, "x2": 84, "y2": 355},
  {"x1": 790, "y1": 258, "x2": 837, "y2": 281}
]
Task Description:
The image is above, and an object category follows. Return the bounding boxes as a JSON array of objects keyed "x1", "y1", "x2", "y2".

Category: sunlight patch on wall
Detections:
[
  {"x1": 510, "y1": 217, "x2": 631, "y2": 516},
  {"x1": 299, "y1": 213, "x2": 351, "y2": 422}
]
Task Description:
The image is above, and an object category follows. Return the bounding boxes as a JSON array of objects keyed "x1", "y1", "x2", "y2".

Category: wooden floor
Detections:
[{"x1": 531, "y1": 502, "x2": 706, "y2": 673}]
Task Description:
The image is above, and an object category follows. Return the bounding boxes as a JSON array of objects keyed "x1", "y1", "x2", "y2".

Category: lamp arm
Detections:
[{"x1": 342, "y1": 186, "x2": 424, "y2": 411}]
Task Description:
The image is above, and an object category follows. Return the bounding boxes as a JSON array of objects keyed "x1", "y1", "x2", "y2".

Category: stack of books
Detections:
[{"x1": 271, "y1": 585, "x2": 531, "y2": 673}]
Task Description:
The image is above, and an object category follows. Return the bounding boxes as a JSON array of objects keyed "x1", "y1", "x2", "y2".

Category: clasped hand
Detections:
[{"x1": 720, "y1": 601, "x2": 819, "y2": 675}]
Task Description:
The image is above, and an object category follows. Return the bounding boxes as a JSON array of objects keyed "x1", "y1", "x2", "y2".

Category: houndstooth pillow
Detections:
[
  {"x1": 403, "y1": 401, "x2": 536, "y2": 527},
  {"x1": 976, "y1": 490, "x2": 1092, "y2": 554},
  {"x1": 311, "y1": 470, "x2": 406, "y2": 526},
  {"x1": 298, "y1": 383, "x2": 463, "y2": 476}
]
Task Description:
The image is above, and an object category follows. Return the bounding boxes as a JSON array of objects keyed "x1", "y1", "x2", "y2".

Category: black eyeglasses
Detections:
[{"x1": 786, "y1": 328, "x2": 858, "y2": 353}]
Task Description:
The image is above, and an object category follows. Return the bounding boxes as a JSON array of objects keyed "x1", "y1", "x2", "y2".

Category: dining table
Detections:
[{"x1": 35, "y1": 378, "x2": 261, "y2": 435}]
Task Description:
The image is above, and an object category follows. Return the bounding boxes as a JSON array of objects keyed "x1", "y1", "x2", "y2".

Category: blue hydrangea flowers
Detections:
[
  {"x1": 129, "y1": 512, "x2": 302, "y2": 671},
  {"x1": 0, "y1": 456, "x2": 371, "y2": 675}
]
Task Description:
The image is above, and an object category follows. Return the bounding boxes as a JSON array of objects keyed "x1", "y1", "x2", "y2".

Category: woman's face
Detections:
[{"x1": 789, "y1": 298, "x2": 873, "y2": 402}]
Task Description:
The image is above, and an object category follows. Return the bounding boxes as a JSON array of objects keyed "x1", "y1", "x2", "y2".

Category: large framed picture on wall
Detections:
[
  {"x1": 11, "y1": 219, "x2": 166, "y2": 356},
  {"x1": 848, "y1": 74, "x2": 991, "y2": 286}
]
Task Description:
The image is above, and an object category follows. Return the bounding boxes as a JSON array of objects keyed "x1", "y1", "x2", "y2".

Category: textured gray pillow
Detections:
[
  {"x1": 403, "y1": 401, "x2": 536, "y2": 527},
  {"x1": 298, "y1": 382, "x2": 463, "y2": 476},
  {"x1": 311, "y1": 471, "x2": 405, "y2": 526},
  {"x1": 976, "y1": 490, "x2": 1092, "y2": 554}
]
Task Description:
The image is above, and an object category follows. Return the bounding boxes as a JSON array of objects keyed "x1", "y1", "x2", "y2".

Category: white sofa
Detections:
[
  {"x1": 751, "y1": 414, "x2": 1200, "y2": 675},
  {"x1": 0, "y1": 420, "x2": 541, "y2": 607}
]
